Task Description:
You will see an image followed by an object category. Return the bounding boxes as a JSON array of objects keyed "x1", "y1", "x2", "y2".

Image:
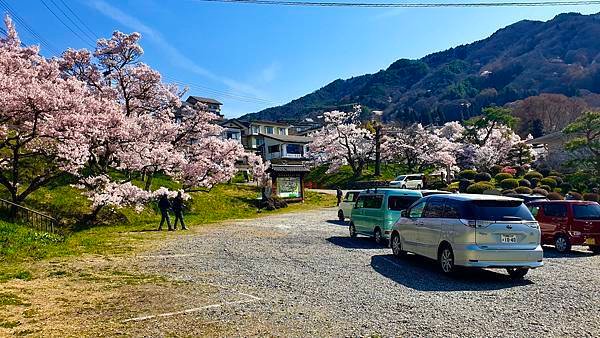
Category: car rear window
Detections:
[
  {"x1": 388, "y1": 196, "x2": 420, "y2": 211},
  {"x1": 464, "y1": 200, "x2": 535, "y2": 221},
  {"x1": 573, "y1": 204, "x2": 600, "y2": 220},
  {"x1": 358, "y1": 195, "x2": 383, "y2": 209},
  {"x1": 543, "y1": 204, "x2": 567, "y2": 217}
]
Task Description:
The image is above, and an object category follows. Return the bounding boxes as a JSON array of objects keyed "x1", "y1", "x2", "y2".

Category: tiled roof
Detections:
[{"x1": 259, "y1": 133, "x2": 313, "y2": 144}]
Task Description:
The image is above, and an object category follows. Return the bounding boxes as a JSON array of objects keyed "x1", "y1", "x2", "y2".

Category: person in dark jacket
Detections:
[
  {"x1": 158, "y1": 194, "x2": 173, "y2": 231},
  {"x1": 336, "y1": 187, "x2": 343, "y2": 206},
  {"x1": 172, "y1": 191, "x2": 187, "y2": 230}
]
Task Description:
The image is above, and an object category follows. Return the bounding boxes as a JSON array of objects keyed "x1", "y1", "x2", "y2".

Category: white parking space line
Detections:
[{"x1": 137, "y1": 253, "x2": 197, "y2": 259}]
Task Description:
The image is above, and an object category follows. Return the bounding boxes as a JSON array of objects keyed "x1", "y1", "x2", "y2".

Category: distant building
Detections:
[
  {"x1": 185, "y1": 96, "x2": 223, "y2": 117},
  {"x1": 260, "y1": 133, "x2": 312, "y2": 162},
  {"x1": 526, "y1": 131, "x2": 579, "y2": 171}
]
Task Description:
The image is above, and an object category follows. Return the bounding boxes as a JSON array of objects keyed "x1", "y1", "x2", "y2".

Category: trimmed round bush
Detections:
[
  {"x1": 539, "y1": 185, "x2": 552, "y2": 192},
  {"x1": 533, "y1": 188, "x2": 549, "y2": 196},
  {"x1": 524, "y1": 171, "x2": 543, "y2": 181},
  {"x1": 458, "y1": 179, "x2": 473, "y2": 193},
  {"x1": 547, "y1": 175, "x2": 563, "y2": 186},
  {"x1": 502, "y1": 189, "x2": 517, "y2": 195},
  {"x1": 547, "y1": 192, "x2": 564, "y2": 200},
  {"x1": 540, "y1": 177, "x2": 557, "y2": 189},
  {"x1": 495, "y1": 173, "x2": 513, "y2": 182},
  {"x1": 500, "y1": 178, "x2": 519, "y2": 190},
  {"x1": 539, "y1": 167, "x2": 551, "y2": 177},
  {"x1": 459, "y1": 170, "x2": 477, "y2": 180},
  {"x1": 560, "y1": 183, "x2": 573, "y2": 194},
  {"x1": 567, "y1": 191, "x2": 583, "y2": 200},
  {"x1": 514, "y1": 166, "x2": 526, "y2": 177},
  {"x1": 530, "y1": 178, "x2": 539, "y2": 188},
  {"x1": 519, "y1": 179, "x2": 531, "y2": 188},
  {"x1": 466, "y1": 182, "x2": 495, "y2": 194},
  {"x1": 515, "y1": 186, "x2": 533, "y2": 194},
  {"x1": 489, "y1": 165, "x2": 503, "y2": 176},
  {"x1": 584, "y1": 193, "x2": 600, "y2": 202},
  {"x1": 474, "y1": 172, "x2": 492, "y2": 182}
]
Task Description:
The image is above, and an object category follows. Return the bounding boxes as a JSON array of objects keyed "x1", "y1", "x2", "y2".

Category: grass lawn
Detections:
[{"x1": 0, "y1": 183, "x2": 336, "y2": 282}]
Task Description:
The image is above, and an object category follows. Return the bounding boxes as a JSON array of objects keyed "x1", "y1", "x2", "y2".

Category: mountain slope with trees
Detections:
[{"x1": 245, "y1": 12, "x2": 600, "y2": 128}]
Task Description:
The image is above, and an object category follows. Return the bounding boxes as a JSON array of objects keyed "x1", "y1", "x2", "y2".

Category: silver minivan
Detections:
[{"x1": 390, "y1": 194, "x2": 543, "y2": 279}]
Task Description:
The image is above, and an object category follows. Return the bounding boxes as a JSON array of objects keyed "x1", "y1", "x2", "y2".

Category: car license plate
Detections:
[
  {"x1": 585, "y1": 238, "x2": 596, "y2": 245},
  {"x1": 501, "y1": 235, "x2": 517, "y2": 243}
]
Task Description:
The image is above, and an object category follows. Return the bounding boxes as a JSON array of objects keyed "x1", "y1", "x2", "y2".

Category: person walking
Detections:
[
  {"x1": 158, "y1": 193, "x2": 173, "y2": 231},
  {"x1": 172, "y1": 191, "x2": 187, "y2": 230},
  {"x1": 336, "y1": 187, "x2": 343, "y2": 206}
]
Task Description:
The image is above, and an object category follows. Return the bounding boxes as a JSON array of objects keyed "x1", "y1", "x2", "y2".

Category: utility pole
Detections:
[{"x1": 373, "y1": 111, "x2": 383, "y2": 177}]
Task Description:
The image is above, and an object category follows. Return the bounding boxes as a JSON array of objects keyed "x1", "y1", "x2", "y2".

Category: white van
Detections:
[
  {"x1": 338, "y1": 191, "x2": 360, "y2": 221},
  {"x1": 389, "y1": 174, "x2": 423, "y2": 189}
]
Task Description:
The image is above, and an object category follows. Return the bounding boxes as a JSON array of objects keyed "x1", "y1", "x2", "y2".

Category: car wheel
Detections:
[
  {"x1": 506, "y1": 267, "x2": 529, "y2": 280},
  {"x1": 337, "y1": 210, "x2": 344, "y2": 221},
  {"x1": 349, "y1": 222, "x2": 357, "y2": 238},
  {"x1": 438, "y1": 245, "x2": 455, "y2": 274},
  {"x1": 391, "y1": 233, "x2": 406, "y2": 257},
  {"x1": 374, "y1": 228, "x2": 383, "y2": 245},
  {"x1": 554, "y1": 235, "x2": 571, "y2": 253},
  {"x1": 590, "y1": 245, "x2": 600, "y2": 255},
  {"x1": 401, "y1": 184, "x2": 406, "y2": 189},
  {"x1": 416, "y1": 184, "x2": 421, "y2": 189}
]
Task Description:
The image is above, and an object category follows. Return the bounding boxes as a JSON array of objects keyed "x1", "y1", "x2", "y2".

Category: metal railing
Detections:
[{"x1": 0, "y1": 198, "x2": 57, "y2": 233}]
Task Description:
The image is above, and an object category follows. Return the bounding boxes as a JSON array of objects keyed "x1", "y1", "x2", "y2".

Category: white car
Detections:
[
  {"x1": 389, "y1": 174, "x2": 423, "y2": 189},
  {"x1": 337, "y1": 190, "x2": 361, "y2": 221}
]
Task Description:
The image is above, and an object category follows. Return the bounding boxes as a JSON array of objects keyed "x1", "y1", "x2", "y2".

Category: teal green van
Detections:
[{"x1": 349, "y1": 189, "x2": 423, "y2": 244}]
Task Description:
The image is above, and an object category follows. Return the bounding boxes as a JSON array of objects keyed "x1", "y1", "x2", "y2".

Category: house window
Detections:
[
  {"x1": 265, "y1": 126, "x2": 274, "y2": 134},
  {"x1": 268, "y1": 145, "x2": 280, "y2": 153},
  {"x1": 226, "y1": 131, "x2": 240, "y2": 140},
  {"x1": 251, "y1": 126, "x2": 260, "y2": 134},
  {"x1": 286, "y1": 144, "x2": 303, "y2": 155}
]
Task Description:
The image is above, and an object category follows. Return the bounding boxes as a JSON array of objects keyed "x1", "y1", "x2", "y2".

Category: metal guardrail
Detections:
[{"x1": 0, "y1": 198, "x2": 57, "y2": 233}]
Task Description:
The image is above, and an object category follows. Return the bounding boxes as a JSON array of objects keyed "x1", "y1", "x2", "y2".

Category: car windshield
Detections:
[
  {"x1": 573, "y1": 204, "x2": 600, "y2": 220},
  {"x1": 464, "y1": 200, "x2": 535, "y2": 221},
  {"x1": 394, "y1": 176, "x2": 406, "y2": 181},
  {"x1": 388, "y1": 196, "x2": 421, "y2": 211}
]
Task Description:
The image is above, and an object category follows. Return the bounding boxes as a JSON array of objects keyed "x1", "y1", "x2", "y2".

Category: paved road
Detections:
[{"x1": 136, "y1": 208, "x2": 600, "y2": 337}]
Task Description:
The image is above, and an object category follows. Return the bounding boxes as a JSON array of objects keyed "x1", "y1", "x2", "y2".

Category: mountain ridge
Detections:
[{"x1": 243, "y1": 12, "x2": 600, "y2": 124}]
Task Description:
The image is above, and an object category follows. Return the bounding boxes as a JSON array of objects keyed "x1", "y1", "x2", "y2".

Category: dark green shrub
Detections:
[
  {"x1": 548, "y1": 176, "x2": 563, "y2": 186},
  {"x1": 474, "y1": 172, "x2": 492, "y2": 182},
  {"x1": 533, "y1": 188, "x2": 549, "y2": 196},
  {"x1": 540, "y1": 178, "x2": 557, "y2": 189},
  {"x1": 549, "y1": 170, "x2": 562, "y2": 177},
  {"x1": 514, "y1": 166, "x2": 526, "y2": 177},
  {"x1": 428, "y1": 181, "x2": 448, "y2": 190},
  {"x1": 500, "y1": 178, "x2": 519, "y2": 190},
  {"x1": 458, "y1": 179, "x2": 473, "y2": 193},
  {"x1": 547, "y1": 192, "x2": 563, "y2": 200},
  {"x1": 489, "y1": 165, "x2": 503, "y2": 176},
  {"x1": 567, "y1": 191, "x2": 583, "y2": 200},
  {"x1": 539, "y1": 167, "x2": 551, "y2": 177},
  {"x1": 524, "y1": 171, "x2": 543, "y2": 181},
  {"x1": 519, "y1": 179, "x2": 531, "y2": 187},
  {"x1": 560, "y1": 183, "x2": 573, "y2": 194},
  {"x1": 502, "y1": 189, "x2": 517, "y2": 195},
  {"x1": 495, "y1": 173, "x2": 513, "y2": 182},
  {"x1": 459, "y1": 170, "x2": 477, "y2": 180},
  {"x1": 584, "y1": 193, "x2": 600, "y2": 202},
  {"x1": 515, "y1": 186, "x2": 533, "y2": 194},
  {"x1": 530, "y1": 178, "x2": 539, "y2": 188},
  {"x1": 539, "y1": 185, "x2": 552, "y2": 192},
  {"x1": 466, "y1": 182, "x2": 495, "y2": 194}
]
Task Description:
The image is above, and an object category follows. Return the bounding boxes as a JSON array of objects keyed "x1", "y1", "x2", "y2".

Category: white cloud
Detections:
[{"x1": 90, "y1": 0, "x2": 265, "y2": 98}]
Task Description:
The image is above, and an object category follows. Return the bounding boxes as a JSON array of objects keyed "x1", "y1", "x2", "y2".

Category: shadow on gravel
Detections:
[
  {"x1": 542, "y1": 246, "x2": 595, "y2": 259},
  {"x1": 325, "y1": 220, "x2": 348, "y2": 226},
  {"x1": 371, "y1": 254, "x2": 533, "y2": 292},
  {"x1": 327, "y1": 236, "x2": 384, "y2": 249}
]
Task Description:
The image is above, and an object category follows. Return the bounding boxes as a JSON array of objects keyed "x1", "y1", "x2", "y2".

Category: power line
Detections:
[
  {"x1": 48, "y1": 0, "x2": 97, "y2": 44},
  {"x1": 165, "y1": 76, "x2": 276, "y2": 104},
  {"x1": 39, "y1": 0, "x2": 94, "y2": 48},
  {"x1": 58, "y1": 0, "x2": 100, "y2": 40},
  {"x1": 0, "y1": 0, "x2": 61, "y2": 55},
  {"x1": 195, "y1": 0, "x2": 600, "y2": 8}
]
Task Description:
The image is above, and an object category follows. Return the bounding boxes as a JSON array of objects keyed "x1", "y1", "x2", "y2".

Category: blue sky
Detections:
[{"x1": 6, "y1": 0, "x2": 600, "y2": 117}]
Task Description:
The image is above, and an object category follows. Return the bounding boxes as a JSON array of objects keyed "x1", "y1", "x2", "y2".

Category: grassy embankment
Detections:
[
  {"x1": 306, "y1": 164, "x2": 408, "y2": 189},
  {"x1": 0, "y1": 177, "x2": 336, "y2": 282}
]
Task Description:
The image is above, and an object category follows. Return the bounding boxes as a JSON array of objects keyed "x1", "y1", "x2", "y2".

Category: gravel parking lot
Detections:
[{"x1": 136, "y1": 208, "x2": 600, "y2": 337}]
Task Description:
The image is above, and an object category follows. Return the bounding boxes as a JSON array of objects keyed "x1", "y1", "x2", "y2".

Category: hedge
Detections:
[
  {"x1": 466, "y1": 182, "x2": 495, "y2": 194},
  {"x1": 540, "y1": 178, "x2": 557, "y2": 189},
  {"x1": 474, "y1": 172, "x2": 492, "y2": 182},
  {"x1": 547, "y1": 192, "x2": 564, "y2": 200},
  {"x1": 584, "y1": 193, "x2": 600, "y2": 202},
  {"x1": 533, "y1": 188, "x2": 549, "y2": 196},
  {"x1": 459, "y1": 170, "x2": 477, "y2": 180},
  {"x1": 515, "y1": 186, "x2": 533, "y2": 194},
  {"x1": 539, "y1": 184, "x2": 553, "y2": 192},
  {"x1": 500, "y1": 178, "x2": 519, "y2": 190},
  {"x1": 524, "y1": 171, "x2": 543, "y2": 181},
  {"x1": 495, "y1": 173, "x2": 513, "y2": 182},
  {"x1": 518, "y1": 179, "x2": 531, "y2": 188}
]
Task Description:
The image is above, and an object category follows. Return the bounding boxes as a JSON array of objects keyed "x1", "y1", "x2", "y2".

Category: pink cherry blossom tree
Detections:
[{"x1": 308, "y1": 106, "x2": 375, "y2": 177}]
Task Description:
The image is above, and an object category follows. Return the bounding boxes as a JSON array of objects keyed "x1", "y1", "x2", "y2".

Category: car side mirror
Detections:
[{"x1": 400, "y1": 209, "x2": 408, "y2": 218}]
